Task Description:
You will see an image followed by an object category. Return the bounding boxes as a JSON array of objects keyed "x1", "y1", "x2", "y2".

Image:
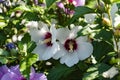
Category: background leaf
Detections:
[
  {"x1": 67, "y1": 6, "x2": 94, "y2": 25},
  {"x1": 45, "y1": 0, "x2": 57, "y2": 8},
  {"x1": 83, "y1": 63, "x2": 111, "y2": 80},
  {"x1": 47, "y1": 64, "x2": 76, "y2": 80},
  {"x1": 92, "y1": 41, "x2": 114, "y2": 61}
]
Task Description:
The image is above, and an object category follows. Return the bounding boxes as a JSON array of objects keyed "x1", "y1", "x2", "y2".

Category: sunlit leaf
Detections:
[
  {"x1": 27, "y1": 41, "x2": 36, "y2": 53},
  {"x1": 20, "y1": 54, "x2": 38, "y2": 79}
]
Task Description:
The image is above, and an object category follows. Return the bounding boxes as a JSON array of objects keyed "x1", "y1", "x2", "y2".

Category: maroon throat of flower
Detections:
[
  {"x1": 43, "y1": 32, "x2": 53, "y2": 46},
  {"x1": 64, "y1": 39, "x2": 77, "y2": 52},
  {"x1": 21, "y1": 77, "x2": 26, "y2": 80}
]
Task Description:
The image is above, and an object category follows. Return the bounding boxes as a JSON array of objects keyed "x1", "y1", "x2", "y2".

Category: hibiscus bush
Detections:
[{"x1": 0, "y1": 0, "x2": 120, "y2": 80}]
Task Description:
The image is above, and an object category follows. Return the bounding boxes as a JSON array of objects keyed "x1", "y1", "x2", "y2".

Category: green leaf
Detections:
[
  {"x1": 103, "y1": 0, "x2": 120, "y2": 4},
  {"x1": 92, "y1": 41, "x2": 114, "y2": 61},
  {"x1": 67, "y1": 6, "x2": 94, "y2": 25},
  {"x1": 102, "y1": 0, "x2": 111, "y2": 4},
  {"x1": 23, "y1": 12, "x2": 40, "y2": 21},
  {"x1": 0, "y1": 22, "x2": 7, "y2": 29},
  {"x1": 45, "y1": 0, "x2": 57, "y2": 8},
  {"x1": 77, "y1": 61, "x2": 88, "y2": 72},
  {"x1": 14, "y1": 5, "x2": 31, "y2": 12},
  {"x1": 27, "y1": 41, "x2": 36, "y2": 53},
  {"x1": 112, "y1": 0, "x2": 120, "y2": 3},
  {"x1": 20, "y1": 54, "x2": 38, "y2": 79},
  {"x1": 17, "y1": 42, "x2": 24, "y2": 51},
  {"x1": 94, "y1": 28, "x2": 113, "y2": 42},
  {"x1": 21, "y1": 33, "x2": 31, "y2": 43},
  {"x1": 0, "y1": 57, "x2": 8, "y2": 64},
  {"x1": 82, "y1": 63, "x2": 111, "y2": 80},
  {"x1": 47, "y1": 64, "x2": 76, "y2": 80},
  {"x1": 0, "y1": 49, "x2": 9, "y2": 56}
]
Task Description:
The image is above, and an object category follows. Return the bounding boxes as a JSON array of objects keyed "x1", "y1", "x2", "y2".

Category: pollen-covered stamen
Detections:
[
  {"x1": 64, "y1": 39, "x2": 77, "y2": 52},
  {"x1": 43, "y1": 32, "x2": 53, "y2": 46}
]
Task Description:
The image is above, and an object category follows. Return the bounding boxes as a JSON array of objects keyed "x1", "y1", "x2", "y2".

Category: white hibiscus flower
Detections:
[
  {"x1": 53, "y1": 26, "x2": 93, "y2": 67},
  {"x1": 29, "y1": 22, "x2": 59, "y2": 60}
]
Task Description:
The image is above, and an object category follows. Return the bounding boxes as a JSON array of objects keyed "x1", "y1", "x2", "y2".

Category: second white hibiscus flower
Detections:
[{"x1": 53, "y1": 26, "x2": 93, "y2": 67}]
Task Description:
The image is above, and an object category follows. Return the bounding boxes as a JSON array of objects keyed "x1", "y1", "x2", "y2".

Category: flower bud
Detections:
[
  {"x1": 15, "y1": 11, "x2": 22, "y2": 18},
  {"x1": 102, "y1": 18, "x2": 111, "y2": 27},
  {"x1": 114, "y1": 27, "x2": 120, "y2": 37},
  {"x1": 6, "y1": 43, "x2": 16, "y2": 50}
]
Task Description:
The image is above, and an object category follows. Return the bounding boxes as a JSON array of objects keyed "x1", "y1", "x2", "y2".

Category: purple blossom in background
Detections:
[
  {"x1": 0, "y1": 65, "x2": 10, "y2": 79},
  {"x1": 0, "y1": 65, "x2": 47, "y2": 80},
  {"x1": 56, "y1": 2, "x2": 65, "y2": 10},
  {"x1": 65, "y1": 8, "x2": 75, "y2": 15},
  {"x1": 68, "y1": 0, "x2": 85, "y2": 7},
  {"x1": 57, "y1": 2, "x2": 74, "y2": 15},
  {"x1": 0, "y1": 0, "x2": 5, "y2": 3},
  {"x1": 34, "y1": 0, "x2": 38, "y2": 5},
  {"x1": 33, "y1": 0, "x2": 46, "y2": 7}
]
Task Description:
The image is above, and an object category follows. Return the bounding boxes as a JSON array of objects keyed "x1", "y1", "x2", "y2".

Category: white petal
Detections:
[
  {"x1": 29, "y1": 29, "x2": 43, "y2": 43},
  {"x1": 53, "y1": 43, "x2": 66, "y2": 59},
  {"x1": 77, "y1": 42, "x2": 93, "y2": 60},
  {"x1": 84, "y1": 13, "x2": 97, "y2": 23},
  {"x1": 57, "y1": 28, "x2": 70, "y2": 44},
  {"x1": 111, "y1": 3, "x2": 118, "y2": 25},
  {"x1": 39, "y1": 26, "x2": 49, "y2": 35},
  {"x1": 76, "y1": 36, "x2": 88, "y2": 43},
  {"x1": 26, "y1": 21, "x2": 38, "y2": 29},
  {"x1": 60, "y1": 51, "x2": 79, "y2": 67},
  {"x1": 32, "y1": 44, "x2": 46, "y2": 60},
  {"x1": 42, "y1": 42, "x2": 59, "y2": 60},
  {"x1": 71, "y1": 26, "x2": 82, "y2": 33},
  {"x1": 69, "y1": 26, "x2": 82, "y2": 39},
  {"x1": 38, "y1": 21, "x2": 48, "y2": 29},
  {"x1": 30, "y1": 25, "x2": 50, "y2": 43},
  {"x1": 50, "y1": 24, "x2": 57, "y2": 43},
  {"x1": 114, "y1": 15, "x2": 120, "y2": 27}
]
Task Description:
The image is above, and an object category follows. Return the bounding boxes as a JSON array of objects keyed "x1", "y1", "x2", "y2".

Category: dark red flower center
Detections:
[
  {"x1": 68, "y1": 0, "x2": 73, "y2": 3},
  {"x1": 21, "y1": 78, "x2": 26, "y2": 80},
  {"x1": 64, "y1": 39, "x2": 77, "y2": 52},
  {"x1": 44, "y1": 32, "x2": 53, "y2": 46}
]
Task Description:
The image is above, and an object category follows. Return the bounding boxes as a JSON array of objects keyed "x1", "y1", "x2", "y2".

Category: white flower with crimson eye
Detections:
[
  {"x1": 53, "y1": 26, "x2": 93, "y2": 67},
  {"x1": 29, "y1": 22, "x2": 59, "y2": 60}
]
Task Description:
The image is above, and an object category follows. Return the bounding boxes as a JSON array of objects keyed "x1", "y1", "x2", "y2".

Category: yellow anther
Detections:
[
  {"x1": 68, "y1": 42, "x2": 74, "y2": 53},
  {"x1": 40, "y1": 38, "x2": 51, "y2": 44}
]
